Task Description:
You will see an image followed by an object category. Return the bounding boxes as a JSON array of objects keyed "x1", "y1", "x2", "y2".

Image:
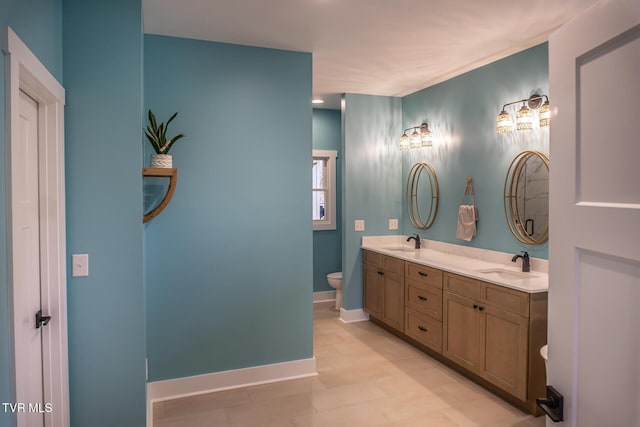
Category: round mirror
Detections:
[
  {"x1": 406, "y1": 162, "x2": 439, "y2": 229},
  {"x1": 504, "y1": 151, "x2": 550, "y2": 244}
]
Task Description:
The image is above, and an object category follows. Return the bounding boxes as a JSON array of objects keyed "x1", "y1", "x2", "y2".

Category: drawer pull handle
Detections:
[
  {"x1": 418, "y1": 326, "x2": 428, "y2": 332},
  {"x1": 418, "y1": 296, "x2": 428, "y2": 301},
  {"x1": 418, "y1": 271, "x2": 428, "y2": 277},
  {"x1": 478, "y1": 306, "x2": 484, "y2": 311},
  {"x1": 473, "y1": 304, "x2": 479, "y2": 309},
  {"x1": 378, "y1": 271, "x2": 384, "y2": 276}
]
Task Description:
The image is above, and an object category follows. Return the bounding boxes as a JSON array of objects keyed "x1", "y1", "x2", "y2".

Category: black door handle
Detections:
[{"x1": 35, "y1": 310, "x2": 51, "y2": 329}]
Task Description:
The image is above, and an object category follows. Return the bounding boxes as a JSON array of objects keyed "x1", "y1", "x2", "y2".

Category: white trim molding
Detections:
[
  {"x1": 313, "y1": 290, "x2": 336, "y2": 303},
  {"x1": 147, "y1": 357, "x2": 317, "y2": 404},
  {"x1": 3, "y1": 26, "x2": 68, "y2": 427},
  {"x1": 339, "y1": 308, "x2": 370, "y2": 323}
]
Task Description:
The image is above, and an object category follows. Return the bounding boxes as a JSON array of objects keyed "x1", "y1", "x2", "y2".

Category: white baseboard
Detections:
[
  {"x1": 339, "y1": 308, "x2": 370, "y2": 323},
  {"x1": 147, "y1": 357, "x2": 317, "y2": 405},
  {"x1": 313, "y1": 290, "x2": 336, "y2": 303}
]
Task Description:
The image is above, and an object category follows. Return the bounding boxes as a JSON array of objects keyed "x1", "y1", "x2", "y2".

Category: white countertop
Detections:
[{"x1": 361, "y1": 236, "x2": 548, "y2": 293}]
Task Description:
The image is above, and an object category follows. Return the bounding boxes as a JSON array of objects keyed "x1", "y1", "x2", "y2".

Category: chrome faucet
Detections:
[
  {"x1": 512, "y1": 251, "x2": 530, "y2": 272},
  {"x1": 407, "y1": 234, "x2": 421, "y2": 249}
]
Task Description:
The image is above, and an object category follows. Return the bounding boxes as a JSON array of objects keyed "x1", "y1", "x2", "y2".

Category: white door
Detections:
[
  {"x1": 14, "y1": 89, "x2": 46, "y2": 427},
  {"x1": 548, "y1": 0, "x2": 640, "y2": 426}
]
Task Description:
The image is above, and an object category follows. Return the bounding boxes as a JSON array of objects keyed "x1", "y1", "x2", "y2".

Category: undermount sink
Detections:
[
  {"x1": 383, "y1": 246, "x2": 418, "y2": 253},
  {"x1": 475, "y1": 268, "x2": 538, "y2": 281}
]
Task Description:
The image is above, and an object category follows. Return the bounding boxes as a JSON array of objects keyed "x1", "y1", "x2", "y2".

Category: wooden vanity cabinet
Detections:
[
  {"x1": 443, "y1": 273, "x2": 533, "y2": 401},
  {"x1": 362, "y1": 250, "x2": 547, "y2": 414},
  {"x1": 363, "y1": 250, "x2": 404, "y2": 331}
]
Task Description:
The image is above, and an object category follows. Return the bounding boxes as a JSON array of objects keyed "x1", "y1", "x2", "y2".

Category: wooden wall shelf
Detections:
[{"x1": 143, "y1": 167, "x2": 177, "y2": 223}]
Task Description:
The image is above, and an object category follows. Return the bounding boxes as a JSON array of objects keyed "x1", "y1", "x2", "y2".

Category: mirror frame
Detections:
[
  {"x1": 504, "y1": 150, "x2": 550, "y2": 245},
  {"x1": 406, "y1": 162, "x2": 439, "y2": 230}
]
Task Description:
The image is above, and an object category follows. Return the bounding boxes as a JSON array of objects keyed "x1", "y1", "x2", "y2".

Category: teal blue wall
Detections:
[
  {"x1": 63, "y1": 1, "x2": 146, "y2": 425},
  {"x1": 144, "y1": 35, "x2": 313, "y2": 381},
  {"x1": 313, "y1": 109, "x2": 342, "y2": 293},
  {"x1": 0, "y1": 2, "x2": 62, "y2": 426},
  {"x1": 342, "y1": 94, "x2": 402, "y2": 310},
  {"x1": 402, "y1": 43, "x2": 549, "y2": 259},
  {"x1": 0, "y1": 0, "x2": 63, "y2": 80}
]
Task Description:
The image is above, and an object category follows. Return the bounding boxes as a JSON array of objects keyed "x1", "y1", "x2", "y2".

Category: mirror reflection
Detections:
[{"x1": 504, "y1": 151, "x2": 550, "y2": 244}]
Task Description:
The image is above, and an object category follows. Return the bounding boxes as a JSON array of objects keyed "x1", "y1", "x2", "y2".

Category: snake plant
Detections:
[{"x1": 144, "y1": 110, "x2": 185, "y2": 154}]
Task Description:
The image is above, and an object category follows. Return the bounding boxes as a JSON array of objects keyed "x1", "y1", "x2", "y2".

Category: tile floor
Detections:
[{"x1": 153, "y1": 302, "x2": 546, "y2": 426}]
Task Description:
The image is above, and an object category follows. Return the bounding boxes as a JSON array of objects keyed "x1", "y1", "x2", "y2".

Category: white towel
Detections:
[{"x1": 456, "y1": 205, "x2": 477, "y2": 241}]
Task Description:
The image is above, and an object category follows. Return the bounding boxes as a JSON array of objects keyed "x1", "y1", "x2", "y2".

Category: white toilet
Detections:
[
  {"x1": 540, "y1": 344, "x2": 549, "y2": 378},
  {"x1": 326, "y1": 272, "x2": 343, "y2": 311}
]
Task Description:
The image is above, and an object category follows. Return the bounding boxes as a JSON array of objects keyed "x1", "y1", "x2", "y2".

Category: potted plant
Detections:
[{"x1": 144, "y1": 110, "x2": 185, "y2": 168}]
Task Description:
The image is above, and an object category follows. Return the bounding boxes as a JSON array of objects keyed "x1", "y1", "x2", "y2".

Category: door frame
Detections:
[{"x1": 2, "y1": 27, "x2": 69, "y2": 427}]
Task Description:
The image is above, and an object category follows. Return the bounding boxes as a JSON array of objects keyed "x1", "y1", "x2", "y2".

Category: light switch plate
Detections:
[
  {"x1": 72, "y1": 254, "x2": 89, "y2": 277},
  {"x1": 355, "y1": 220, "x2": 365, "y2": 231},
  {"x1": 389, "y1": 219, "x2": 399, "y2": 230}
]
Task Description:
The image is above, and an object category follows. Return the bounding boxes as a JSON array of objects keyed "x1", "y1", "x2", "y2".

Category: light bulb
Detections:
[
  {"x1": 539, "y1": 101, "x2": 551, "y2": 127},
  {"x1": 516, "y1": 104, "x2": 533, "y2": 131},
  {"x1": 496, "y1": 110, "x2": 513, "y2": 134},
  {"x1": 420, "y1": 123, "x2": 433, "y2": 147},
  {"x1": 410, "y1": 129, "x2": 421, "y2": 149},
  {"x1": 399, "y1": 132, "x2": 410, "y2": 151}
]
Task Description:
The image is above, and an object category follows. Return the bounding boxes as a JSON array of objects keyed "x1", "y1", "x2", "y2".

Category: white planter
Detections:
[{"x1": 151, "y1": 154, "x2": 172, "y2": 168}]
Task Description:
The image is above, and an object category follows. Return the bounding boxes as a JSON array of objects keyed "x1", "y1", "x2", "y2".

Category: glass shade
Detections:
[
  {"x1": 420, "y1": 124, "x2": 433, "y2": 147},
  {"x1": 516, "y1": 104, "x2": 533, "y2": 131},
  {"x1": 539, "y1": 101, "x2": 551, "y2": 127},
  {"x1": 496, "y1": 110, "x2": 514, "y2": 134},
  {"x1": 399, "y1": 132, "x2": 410, "y2": 151},
  {"x1": 410, "y1": 129, "x2": 421, "y2": 149}
]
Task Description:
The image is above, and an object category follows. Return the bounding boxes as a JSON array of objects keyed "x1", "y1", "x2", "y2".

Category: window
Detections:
[{"x1": 312, "y1": 150, "x2": 337, "y2": 230}]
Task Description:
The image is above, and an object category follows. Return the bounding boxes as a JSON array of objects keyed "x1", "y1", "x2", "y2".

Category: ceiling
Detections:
[{"x1": 143, "y1": 0, "x2": 598, "y2": 110}]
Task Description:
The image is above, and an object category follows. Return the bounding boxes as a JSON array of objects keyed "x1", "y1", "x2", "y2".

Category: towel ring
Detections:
[{"x1": 461, "y1": 176, "x2": 476, "y2": 207}]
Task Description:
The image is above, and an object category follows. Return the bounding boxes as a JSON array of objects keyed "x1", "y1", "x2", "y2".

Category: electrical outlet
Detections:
[
  {"x1": 72, "y1": 254, "x2": 89, "y2": 277},
  {"x1": 389, "y1": 219, "x2": 399, "y2": 230},
  {"x1": 355, "y1": 220, "x2": 365, "y2": 231}
]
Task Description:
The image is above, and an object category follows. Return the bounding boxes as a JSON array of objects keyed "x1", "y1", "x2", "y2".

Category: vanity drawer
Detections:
[
  {"x1": 405, "y1": 280, "x2": 442, "y2": 321},
  {"x1": 445, "y1": 273, "x2": 530, "y2": 317},
  {"x1": 405, "y1": 262, "x2": 443, "y2": 288},
  {"x1": 363, "y1": 250, "x2": 383, "y2": 268},
  {"x1": 405, "y1": 308, "x2": 442, "y2": 353},
  {"x1": 444, "y1": 273, "x2": 481, "y2": 300},
  {"x1": 481, "y1": 282, "x2": 529, "y2": 317},
  {"x1": 383, "y1": 256, "x2": 405, "y2": 276}
]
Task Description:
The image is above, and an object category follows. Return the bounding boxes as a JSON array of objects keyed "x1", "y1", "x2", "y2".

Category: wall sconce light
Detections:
[
  {"x1": 496, "y1": 94, "x2": 550, "y2": 134},
  {"x1": 400, "y1": 123, "x2": 432, "y2": 151}
]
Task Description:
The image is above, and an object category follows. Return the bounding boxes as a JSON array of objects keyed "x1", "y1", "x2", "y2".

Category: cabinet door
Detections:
[
  {"x1": 480, "y1": 305, "x2": 528, "y2": 400},
  {"x1": 363, "y1": 264, "x2": 383, "y2": 318},
  {"x1": 443, "y1": 292, "x2": 480, "y2": 374},
  {"x1": 382, "y1": 271, "x2": 404, "y2": 331}
]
